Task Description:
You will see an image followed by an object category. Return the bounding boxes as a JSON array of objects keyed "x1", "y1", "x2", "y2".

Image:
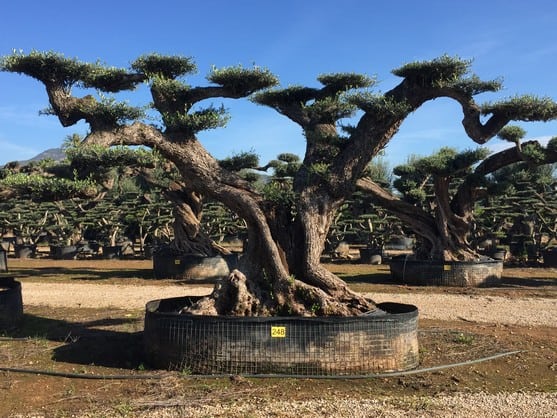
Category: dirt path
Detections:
[
  {"x1": 21, "y1": 282, "x2": 557, "y2": 327},
  {"x1": 4, "y1": 259, "x2": 556, "y2": 418},
  {"x1": 21, "y1": 282, "x2": 213, "y2": 310}
]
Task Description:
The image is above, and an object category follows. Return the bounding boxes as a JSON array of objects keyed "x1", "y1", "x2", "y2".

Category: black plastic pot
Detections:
[
  {"x1": 14, "y1": 244, "x2": 35, "y2": 259},
  {"x1": 359, "y1": 248, "x2": 382, "y2": 264},
  {"x1": 101, "y1": 245, "x2": 122, "y2": 259},
  {"x1": 389, "y1": 257, "x2": 503, "y2": 287},
  {"x1": 384, "y1": 236, "x2": 414, "y2": 251},
  {"x1": 50, "y1": 245, "x2": 79, "y2": 260},
  {"x1": 152, "y1": 253, "x2": 239, "y2": 280},
  {"x1": 143, "y1": 244, "x2": 155, "y2": 260},
  {"x1": 490, "y1": 248, "x2": 507, "y2": 261},
  {"x1": 0, "y1": 277, "x2": 23, "y2": 330},
  {"x1": 542, "y1": 248, "x2": 557, "y2": 267},
  {"x1": 144, "y1": 296, "x2": 419, "y2": 376}
]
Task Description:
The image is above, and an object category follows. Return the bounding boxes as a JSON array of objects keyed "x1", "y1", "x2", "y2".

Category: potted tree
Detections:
[
  {"x1": 358, "y1": 128, "x2": 557, "y2": 286},
  {"x1": 477, "y1": 158, "x2": 557, "y2": 265},
  {"x1": 5, "y1": 52, "x2": 557, "y2": 374}
]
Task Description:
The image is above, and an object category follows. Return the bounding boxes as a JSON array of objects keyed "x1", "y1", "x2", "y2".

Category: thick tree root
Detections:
[{"x1": 181, "y1": 269, "x2": 381, "y2": 317}]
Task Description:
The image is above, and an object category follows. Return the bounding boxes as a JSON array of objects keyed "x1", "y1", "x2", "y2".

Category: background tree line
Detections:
[{"x1": 1, "y1": 138, "x2": 555, "y2": 261}]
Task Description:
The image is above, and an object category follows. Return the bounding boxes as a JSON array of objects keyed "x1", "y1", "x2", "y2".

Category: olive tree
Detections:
[
  {"x1": 3, "y1": 52, "x2": 557, "y2": 316},
  {"x1": 357, "y1": 128, "x2": 557, "y2": 261}
]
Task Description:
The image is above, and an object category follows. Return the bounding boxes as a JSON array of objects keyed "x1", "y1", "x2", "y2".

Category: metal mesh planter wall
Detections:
[
  {"x1": 144, "y1": 296, "x2": 419, "y2": 376},
  {"x1": 0, "y1": 277, "x2": 23, "y2": 330},
  {"x1": 152, "y1": 254, "x2": 239, "y2": 280},
  {"x1": 389, "y1": 257, "x2": 503, "y2": 286}
]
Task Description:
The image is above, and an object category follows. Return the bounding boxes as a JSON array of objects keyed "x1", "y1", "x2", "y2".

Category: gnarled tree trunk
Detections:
[{"x1": 163, "y1": 181, "x2": 230, "y2": 257}]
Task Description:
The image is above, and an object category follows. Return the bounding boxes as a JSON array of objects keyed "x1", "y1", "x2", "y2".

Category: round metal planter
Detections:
[
  {"x1": 152, "y1": 253, "x2": 239, "y2": 280},
  {"x1": 389, "y1": 257, "x2": 503, "y2": 287},
  {"x1": 144, "y1": 296, "x2": 419, "y2": 376},
  {"x1": 0, "y1": 277, "x2": 23, "y2": 330}
]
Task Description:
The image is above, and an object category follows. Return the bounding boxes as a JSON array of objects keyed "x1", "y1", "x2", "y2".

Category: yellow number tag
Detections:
[
  {"x1": 443, "y1": 264, "x2": 452, "y2": 271},
  {"x1": 271, "y1": 326, "x2": 286, "y2": 338},
  {"x1": 174, "y1": 259, "x2": 181, "y2": 265}
]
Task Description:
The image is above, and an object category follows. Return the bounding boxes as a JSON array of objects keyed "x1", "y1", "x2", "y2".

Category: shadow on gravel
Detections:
[
  {"x1": 6, "y1": 313, "x2": 144, "y2": 369},
  {"x1": 339, "y1": 273, "x2": 395, "y2": 285},
  {"x1": 498, "y1": 276, "x2": 557, "y2": 287},
  {"x1": 7, "y1": 267, "x2": 155, "y2": 281}
]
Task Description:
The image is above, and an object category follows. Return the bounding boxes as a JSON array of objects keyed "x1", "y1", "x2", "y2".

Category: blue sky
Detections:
[{"x1": 1, "y1": 0, "x2": 557, "y2": 169}]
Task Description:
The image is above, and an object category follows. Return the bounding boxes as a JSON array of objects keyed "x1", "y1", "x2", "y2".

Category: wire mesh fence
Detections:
[
  {"x1": 144, "y1": 297, "x2": 419, "y2": 376},
  {"x1": 389, "y1": 257, "x2": 503, "y2": 286}
]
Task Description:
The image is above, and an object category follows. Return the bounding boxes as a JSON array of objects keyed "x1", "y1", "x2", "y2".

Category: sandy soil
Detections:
[
  {"x1": 2, "y1": 258, "x2": 556, "y2": 417},
  {"x1": 20, "y1": 281, "x2": 557, "y2": 328}
]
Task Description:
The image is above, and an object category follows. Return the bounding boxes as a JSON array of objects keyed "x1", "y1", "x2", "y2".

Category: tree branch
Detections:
[{"x1": 355, "y1": 177, "x2": 437, "y2": 240}]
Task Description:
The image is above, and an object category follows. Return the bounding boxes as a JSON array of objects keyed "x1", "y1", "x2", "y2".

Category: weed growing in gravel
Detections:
[{"x1": 453, "y1": 332, "x2": 475, "y2": 345}]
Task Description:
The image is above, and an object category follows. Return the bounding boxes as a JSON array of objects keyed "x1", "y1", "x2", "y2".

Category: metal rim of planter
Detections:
[
  {"x1": 143, "y1": 296, "x2": 419, "y2": 376},
  {"x1": 0, "y1": 277, "x2": 23, "y2": 331},
  {"x1": 389, "y1": 257, "x2": 503, "y2": 287}
]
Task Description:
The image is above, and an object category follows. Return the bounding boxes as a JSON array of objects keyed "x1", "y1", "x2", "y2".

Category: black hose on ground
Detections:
[{"x1": 0, "y1": 350, "x2": 522, "y2": 380}]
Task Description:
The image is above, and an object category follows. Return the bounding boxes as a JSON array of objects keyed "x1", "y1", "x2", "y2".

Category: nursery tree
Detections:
[
  {"x1": 0, "y1": 139, "x2": 170, "y2": 248},
  {"x1": 477, "y1": 145, "x2": 557, "y2": 257},
  {"x1": 0, "y1": 157, "x2": 99, "y2": 247},
  {"x1": 328, "y1": 157, "x2": 399, "y2": 252},
  {"x1": 3, "y1": 52, "x2": 557, "y2": 316},
  {"x1": 356, "y1": 128, "x2": 557, "y2": 261},
  {"x1": 0, "y1": 157, "x2": 97, "y2": 202}
]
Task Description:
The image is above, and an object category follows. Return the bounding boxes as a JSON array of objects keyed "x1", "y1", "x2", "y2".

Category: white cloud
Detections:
[{"x1": 486, "y1": 136, "x2": 553, "y2": 155}]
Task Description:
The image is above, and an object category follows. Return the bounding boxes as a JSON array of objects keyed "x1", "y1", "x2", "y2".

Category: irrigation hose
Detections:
[
  {"x1": 0, "y1": 350, "x2": 523, "y2": 380},
  {"x1": 0, "y1": 367, "x2": 162, "y2": 380}
]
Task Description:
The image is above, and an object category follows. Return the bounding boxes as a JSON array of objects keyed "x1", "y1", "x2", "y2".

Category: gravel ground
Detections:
[
  {"x1": 20, "y1": 282, "x2": 557, "y2": 327},
  {"x1": 18, "y1": 281, "x2": 557, "y2": 417},
  {"x1": 125, "y1": 392, "x2": 557, "y2": 418}
]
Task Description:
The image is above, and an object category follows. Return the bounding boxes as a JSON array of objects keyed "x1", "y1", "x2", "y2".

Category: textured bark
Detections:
[
  {"x1": 11, "y1": 53, "x2": 556, "y2": 315},
  {"x1": 164, "y1": 182, "x2": 230, "y2": 257}
]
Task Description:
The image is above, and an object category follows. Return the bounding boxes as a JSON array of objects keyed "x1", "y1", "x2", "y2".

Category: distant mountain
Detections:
[
  {"x1": 25, "y1": 148, "x2": 65, "y2": 163},
  {"x1": 1, "y1": 148, "x2": 66, "y2": 167}
]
